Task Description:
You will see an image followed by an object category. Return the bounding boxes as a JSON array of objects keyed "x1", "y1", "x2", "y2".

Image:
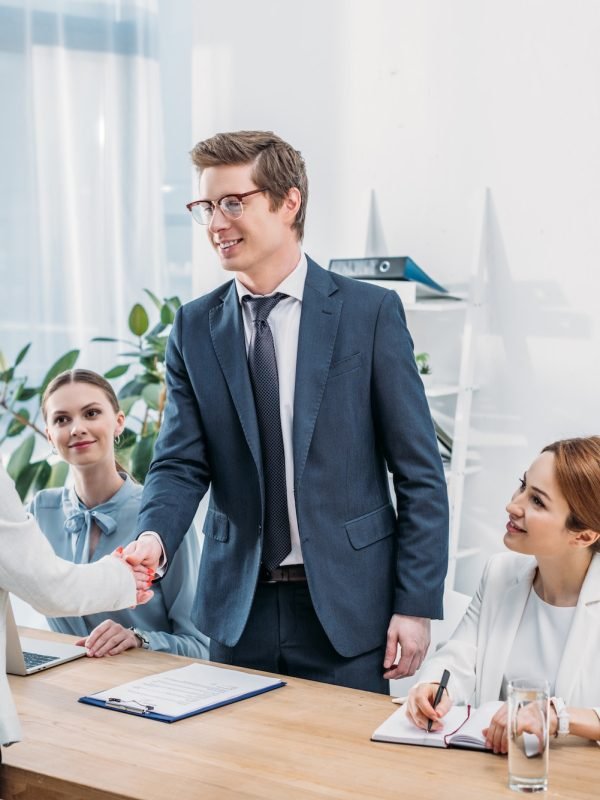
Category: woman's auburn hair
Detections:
[{"x1": 542, "y1": 436, "x2": 600, "y2": 551}]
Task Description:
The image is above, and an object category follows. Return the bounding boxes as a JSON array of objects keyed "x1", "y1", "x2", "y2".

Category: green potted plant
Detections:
[
  {"x1": 0, "y1": 290, "x2": 181, "y2": 499},
  {"x1": 415, "y1": 352, "x2": 433, "y2": 389}
]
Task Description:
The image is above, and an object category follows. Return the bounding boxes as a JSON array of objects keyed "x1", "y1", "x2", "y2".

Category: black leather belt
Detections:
[{"x1": 258, "y1": 564, "x2": 307, "y2": 583}]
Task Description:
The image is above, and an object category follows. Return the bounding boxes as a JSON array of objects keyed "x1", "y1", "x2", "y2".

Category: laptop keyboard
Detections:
[{"x1": 23, "y1": 651, "x2": 60, "y2": 669}]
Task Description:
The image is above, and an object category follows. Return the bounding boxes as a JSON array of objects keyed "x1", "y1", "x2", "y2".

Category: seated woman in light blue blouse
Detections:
[{"x1": 28, "y1": 368, "x2": 208, "y2": 659}]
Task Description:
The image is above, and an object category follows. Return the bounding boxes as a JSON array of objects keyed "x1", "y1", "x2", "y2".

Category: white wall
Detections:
[{"x1": 190, "y1": 0, "x2": 600, "y2": 593}]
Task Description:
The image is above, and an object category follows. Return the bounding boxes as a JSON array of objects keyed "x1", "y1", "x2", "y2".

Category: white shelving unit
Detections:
[
  {"x1": 363, "y1": 188, "x2": 488, "y2": 592},
  {"x1": 402, "y1": 220, "x2": 486, "y2": 589}
]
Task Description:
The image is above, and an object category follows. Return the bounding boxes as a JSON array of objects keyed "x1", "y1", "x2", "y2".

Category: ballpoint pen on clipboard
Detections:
[{"x1": 106, "y1": 697, "x2": 155, "y2": 715}]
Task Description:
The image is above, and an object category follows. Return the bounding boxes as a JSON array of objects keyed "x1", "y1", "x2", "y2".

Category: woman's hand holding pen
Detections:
[
  {"x1": 406, "y1": 682, "x2": 453, "y2": 731},
  {"x1": 112, "y1": 546, "x2": 154, "y2": 605}
]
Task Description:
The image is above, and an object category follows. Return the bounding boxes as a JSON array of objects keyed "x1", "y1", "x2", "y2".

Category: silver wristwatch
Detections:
[
  {"x1": 129, "y1": 627, "x2": 150, "y2": 649},
  {"x1": 550, "y1": 696, "x2": 569, "y2": 737}
]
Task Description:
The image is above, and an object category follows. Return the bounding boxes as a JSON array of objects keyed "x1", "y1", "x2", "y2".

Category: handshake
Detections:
[{"x1": 111, "y1": 535, "x2": 164, "y2": 606}]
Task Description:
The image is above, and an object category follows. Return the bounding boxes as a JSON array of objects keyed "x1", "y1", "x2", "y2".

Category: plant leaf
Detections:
[
  {"x1": 160, "y1": 303, "x2": 174, "y2": 325},
  {"x1": 7, "y1": 433, "x2": 35, "y2": 481},
  {"x1": 118, "y1": 427, "x2": 137, "y2": 450},
  {"x1": 14, "y1": 342, "x2": 32, "y2": 367},
  {"x1": 128, "y1": 304, "x2": 149, "y2": 337},
  {"x1": 147, "y1": 322, "x2": 166, "y2": 338},
  {"x1": 142, "y1": 383, "x2": 161, "y2": 411},
  {"x1": 40, "y1": 350, "x2": 80, "y2": 395},
  {"x1": 119, "y1": 376, "x2": 154, "y2": 399},
  {"x1": 15, "y1": 461, "x2": 40, "y2": 501},
  {"x1": 143, "y1": 289, "x2": 163, "y2": 312},
  {"x1": 119, "y1": 396, "x2": 139, "y2": 416},
  {"x1": 47, "y1": 461, "x2": 69, "y2": 489},
  {"x1": 6, "y1": 408, "x2": 30, "y2": 437},
  {"x1": 32, "y1": 460, "x2": 52, "y2": 493},
  {"x1": 131, "y1": 433, "x2": 157, "y2": 483},
  {"x1": 92, "y1": 337, "x2": 139, "y2": 347},
  {"x1": 104, "y1": 364, "x2": 130, "y2": 379},
  {"x1": 15, "y1": 385, "x2": 39, "y2": 402}
]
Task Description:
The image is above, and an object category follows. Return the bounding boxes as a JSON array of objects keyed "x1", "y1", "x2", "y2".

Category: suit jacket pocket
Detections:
[
  {"x1": 328, "y1": 352, "x2": 362, "y2": 379},
  {"x1": 345, "y1": 504, "x2": 395, "y2": 550},
  {"x1": 202, "y1": 508, "x2": 230, "y2": 542}
]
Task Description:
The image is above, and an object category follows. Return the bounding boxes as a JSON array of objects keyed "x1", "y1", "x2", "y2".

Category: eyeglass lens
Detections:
[{"x1": 194, "y1": 197, "x2": 244, "y2": 225}]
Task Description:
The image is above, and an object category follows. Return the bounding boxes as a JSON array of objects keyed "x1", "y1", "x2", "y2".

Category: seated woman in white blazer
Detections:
[
  {"x1": 0, "y1": 464, "x2": 152, "y2": 748},
  {"x1": 407, "y1": 436, "x2": 600, "y2": 752}
]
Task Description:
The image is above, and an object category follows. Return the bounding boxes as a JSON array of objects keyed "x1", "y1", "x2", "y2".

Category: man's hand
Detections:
[
  {"x1": 112, "y1": 547, "x2": 155, "y2": 605},
  {"x1": 383, "y1": 614, "x2": 431, "y2": 679},
  {"x1": 406, "y1": 681, "x2": 453, "y2": 731},
  {"x1": 122, "y1": 535, "x2": 163, "y2": 572},
  {"x1": 76, "y1": 619, "x2": 142, "y2": 657}
]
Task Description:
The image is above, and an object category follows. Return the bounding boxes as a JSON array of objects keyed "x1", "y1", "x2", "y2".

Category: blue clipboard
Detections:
[
  {"x1": 79, "y1": 681, "x2": 286, "y2": 723},
  {"x1": 78, "y1": 664, "x2": 286, "y2": 723}
]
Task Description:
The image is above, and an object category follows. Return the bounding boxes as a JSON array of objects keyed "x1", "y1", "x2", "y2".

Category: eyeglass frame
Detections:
[{"x1": 186, "y1": 188, "x2": 268, "y2": 225}]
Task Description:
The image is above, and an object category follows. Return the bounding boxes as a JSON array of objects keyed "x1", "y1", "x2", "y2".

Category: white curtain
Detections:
[{"x1": 0, "y1": 0, "x2": 165, "y2": 379}]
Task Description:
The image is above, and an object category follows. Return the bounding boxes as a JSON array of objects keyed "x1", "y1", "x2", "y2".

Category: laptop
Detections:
[{"x1": 6, "y1": 599, "x2": 86, "y2": 675}]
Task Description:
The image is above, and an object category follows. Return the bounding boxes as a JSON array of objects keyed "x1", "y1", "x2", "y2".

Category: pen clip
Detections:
[{"x1": 105, "y1": 697, "x2": 155, "y2": 715}]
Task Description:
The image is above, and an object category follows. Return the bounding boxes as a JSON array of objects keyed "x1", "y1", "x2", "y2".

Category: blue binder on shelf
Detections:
[
  {"x1": 79, "y1": 662, "x2": 286, "y2": 723},
  {"x1": 328, "y1": 257, "x2": 461, "y2": 301}
]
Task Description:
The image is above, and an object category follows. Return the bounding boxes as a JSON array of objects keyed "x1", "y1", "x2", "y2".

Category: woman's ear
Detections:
[
  {"x1": 115, "y1": 410, "x2": 126, "y2": 437},
  {"x1": 571, "y1": 529, "x2": 600, "y2": 549}
]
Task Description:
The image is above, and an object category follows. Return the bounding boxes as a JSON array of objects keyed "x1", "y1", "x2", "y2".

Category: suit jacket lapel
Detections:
[
  {"x1": 293, "y1": 259, "x2": 342, "y2": 487},
  {"x1": 209, "y1": 282, "x2": 263, "y2": 490},
  {"x1": 478, "y1": 559, "x2": 537, "y2": 703},
  {"x1": 554, "y1": 553, "x2": 600, "y2": 699}
]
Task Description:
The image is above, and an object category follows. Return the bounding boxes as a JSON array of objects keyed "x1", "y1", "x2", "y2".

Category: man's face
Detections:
[{"x1": 199, "y1": 162, "x2": 298, "y2": 280}]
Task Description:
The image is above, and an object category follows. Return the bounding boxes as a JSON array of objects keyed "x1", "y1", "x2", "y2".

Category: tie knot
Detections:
[{"x1": 243, "y1": 292, "x2": 287, "y2": 323}]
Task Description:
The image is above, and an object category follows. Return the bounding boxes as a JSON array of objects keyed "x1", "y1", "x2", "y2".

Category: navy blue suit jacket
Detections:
[{"x1": 137, "y1": 257, "x2": 449, "y2": 657}]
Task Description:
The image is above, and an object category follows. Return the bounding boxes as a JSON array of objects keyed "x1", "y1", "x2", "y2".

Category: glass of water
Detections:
[{"x1": 507, "y1": 678, "x2": 550, "y2": 793}]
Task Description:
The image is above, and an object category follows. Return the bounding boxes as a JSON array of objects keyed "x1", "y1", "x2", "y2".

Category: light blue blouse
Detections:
[{"x1": 28, "y1": 476, "x2": 209, "y2": 658}]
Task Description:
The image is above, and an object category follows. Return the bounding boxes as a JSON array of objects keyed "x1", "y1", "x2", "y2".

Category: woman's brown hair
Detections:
[
  {"x1": 542, "y1": 436, "x2": 600, "y2": 553},
  {"x1": 42, "y1": 369, "x2": 128, "y2": 476}
]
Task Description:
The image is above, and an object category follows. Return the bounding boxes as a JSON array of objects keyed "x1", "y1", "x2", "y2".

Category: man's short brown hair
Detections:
[{"x1": 191, "y1": 130, "x2": 308, "y2": 240}]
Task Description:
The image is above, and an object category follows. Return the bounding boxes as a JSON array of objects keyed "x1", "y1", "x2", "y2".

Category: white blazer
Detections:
[
  {"x1": 418, "y1": 551, "x2": 600, "y2": 708},
  {"x1": 0, "y1": 465, "x2": 136, "y2": 746}
]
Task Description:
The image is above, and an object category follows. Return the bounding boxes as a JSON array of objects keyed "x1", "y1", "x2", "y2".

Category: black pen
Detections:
[{"x1": 427, "y1": 669, "x2": 450, "y2": 732}]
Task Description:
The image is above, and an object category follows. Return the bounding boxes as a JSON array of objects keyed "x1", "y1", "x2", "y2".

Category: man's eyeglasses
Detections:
[{"x1": 186, "y1": 188, "x2": 267, "y2": 225}]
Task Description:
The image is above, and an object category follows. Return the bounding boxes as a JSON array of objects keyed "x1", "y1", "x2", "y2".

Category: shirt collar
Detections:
[
  {"x1": 235, "y1": 252, "x2": 307, "y2": 304},
  {"x1": 62, "y1": 472, "x2": 136, "y2": 526}
]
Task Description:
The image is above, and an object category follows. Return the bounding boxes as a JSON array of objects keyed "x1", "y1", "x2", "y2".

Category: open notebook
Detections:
[{"x1": 372, "y1": 701, "x2": 504, "y2": 750}]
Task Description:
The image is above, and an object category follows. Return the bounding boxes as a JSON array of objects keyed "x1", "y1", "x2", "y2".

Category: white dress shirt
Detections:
[{"x1": 235, "y1": 253, "x2": 307, "y2": 565}]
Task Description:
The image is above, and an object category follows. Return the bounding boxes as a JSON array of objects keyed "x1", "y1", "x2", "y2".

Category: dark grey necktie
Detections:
[{"x1": 243, "y1": 292, "x2": 291, "y2": 570}]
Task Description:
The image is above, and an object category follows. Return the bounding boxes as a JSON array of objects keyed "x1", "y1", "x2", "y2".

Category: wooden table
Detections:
[{"x1": 1, "y1": 629, "x2": 596, "y2": 799}]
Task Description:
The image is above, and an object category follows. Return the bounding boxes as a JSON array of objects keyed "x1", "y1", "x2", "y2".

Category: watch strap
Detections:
[
  {"x1": 550, "y1": 696, "x2": 569, "y2": 737},
  {"x1": 129, "y1": 627, "x2": 150, "y2": 650}
]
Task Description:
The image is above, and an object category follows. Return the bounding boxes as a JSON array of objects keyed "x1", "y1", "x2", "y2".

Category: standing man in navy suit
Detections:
[{"x1": 124, "y1": 131, "x2": 448, "y2": 693}]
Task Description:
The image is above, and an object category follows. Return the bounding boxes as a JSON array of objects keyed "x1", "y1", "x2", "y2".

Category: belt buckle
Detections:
[{"x1": 261, "y1": 566, "x2": 278, "y2": 584}]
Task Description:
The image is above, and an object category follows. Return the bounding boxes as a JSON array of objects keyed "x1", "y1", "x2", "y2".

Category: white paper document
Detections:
[
  {"x1": 80, "y1": 663, "x2": 285, "y2": 721},
  {"x1": 372, "y1": 701, "x2": 504, "y2": 749}
]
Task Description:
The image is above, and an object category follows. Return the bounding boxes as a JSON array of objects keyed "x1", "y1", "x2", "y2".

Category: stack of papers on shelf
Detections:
[{"x1": 79, "y1": 663, "x2": 286, "y2": 723}]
